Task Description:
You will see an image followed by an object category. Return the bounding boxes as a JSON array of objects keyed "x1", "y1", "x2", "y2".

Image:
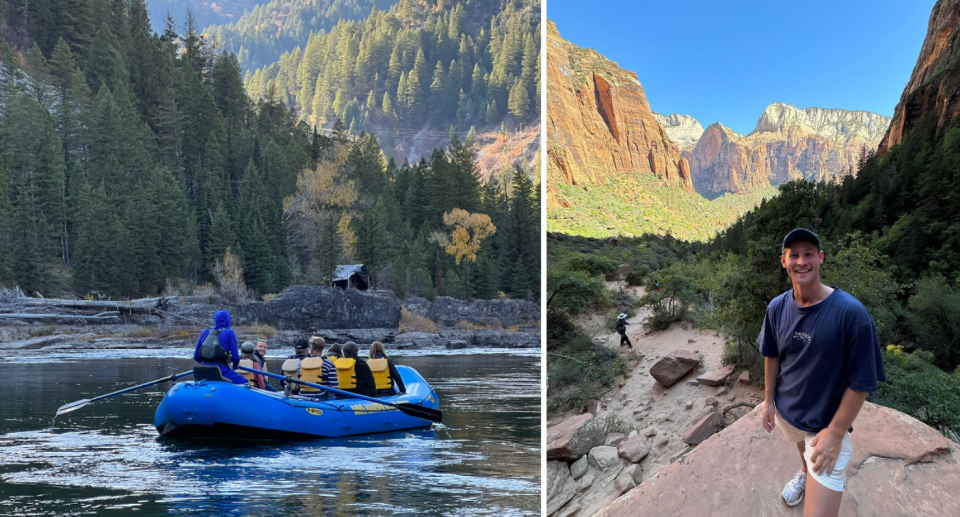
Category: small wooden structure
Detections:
[{"x1": 332, "y1": 264, "x2": 371, "y2": 290}]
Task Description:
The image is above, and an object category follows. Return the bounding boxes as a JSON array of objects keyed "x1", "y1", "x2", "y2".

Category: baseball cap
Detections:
[
  {"x1": 294, "y1": 340, "x2": 309, "y2": 350},
  {"x1": 782, "y1": 228, "x2": 821, "y2": 252}
]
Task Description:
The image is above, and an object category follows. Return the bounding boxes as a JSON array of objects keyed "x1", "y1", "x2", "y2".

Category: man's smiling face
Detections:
[{"x1": 781, "y1": 241, "x2": 824, "y2": 286}]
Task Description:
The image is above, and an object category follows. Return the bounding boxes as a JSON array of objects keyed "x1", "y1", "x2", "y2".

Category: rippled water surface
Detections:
[{"x1": 0, "y1": 350, "x2": 540, "y2": 516}]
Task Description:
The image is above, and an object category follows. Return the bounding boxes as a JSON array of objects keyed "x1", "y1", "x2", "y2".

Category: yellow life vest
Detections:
[
  {"x1": 368, "y1": 358, "x2": 392, "y2": 390},
  {"x1": 238, "y1": 359, "x2": 257, "y2": 382},
  {"x1": 335, "y1": 357, "x2": 357, "y2": 389},
  {"x1": 299, "y1": 357, "x2": 324, "y2": 392}
]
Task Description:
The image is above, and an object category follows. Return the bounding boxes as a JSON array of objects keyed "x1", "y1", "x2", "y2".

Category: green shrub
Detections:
[
  {"x1": 547, "y1": 269, "x2": 609, "y2": 316},
  {"x1": 561, "y1": 253, "x2": 620, "y2": 277},
  {"x1": 870, "y1": 348, "x2": 960, "y2": 439},
  {"x1": 547, "y1": 328, "x2": 627, "y2": 416},
  {"x1": 581, "y1": 414, "x2": 631, "y2": 436}
]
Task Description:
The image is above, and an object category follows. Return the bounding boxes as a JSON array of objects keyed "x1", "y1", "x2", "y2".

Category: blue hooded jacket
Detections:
[{"x1": 193, "y1": 310, "x2": 240, "y2": 369}]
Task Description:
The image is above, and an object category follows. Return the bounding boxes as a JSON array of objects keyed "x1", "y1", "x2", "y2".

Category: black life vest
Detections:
[{"x1": 199, "y1": 329, "x2": 230, "y2": 364}]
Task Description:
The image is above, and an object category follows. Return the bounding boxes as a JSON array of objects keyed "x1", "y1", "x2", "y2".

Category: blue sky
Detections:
[{"x1": 548, "y1": 0, "x2": 938, "y2": 134}]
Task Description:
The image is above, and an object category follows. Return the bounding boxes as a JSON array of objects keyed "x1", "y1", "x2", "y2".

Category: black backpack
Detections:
[{"x1": 199, "y1": 329, "x2": 230, "y2": 364}]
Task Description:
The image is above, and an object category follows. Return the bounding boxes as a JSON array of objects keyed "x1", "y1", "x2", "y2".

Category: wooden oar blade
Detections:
[
  {"x1": 395, "y1": 402, "x2": 442, "y2": 423},
  {"x1": 56, "y1": 399, "x2": 91, "y2": 416}
]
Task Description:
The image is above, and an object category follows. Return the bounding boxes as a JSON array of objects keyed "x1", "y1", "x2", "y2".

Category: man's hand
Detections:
[
  {"x1": 762, "y1": 400, "x2": 776, "y2": 433},
  {"x1": 809, "y1": 429, "x2": 844, "y2": 476}
]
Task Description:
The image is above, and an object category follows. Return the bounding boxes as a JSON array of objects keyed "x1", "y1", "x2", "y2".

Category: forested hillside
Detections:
[
  {"x1": 243, "y1": 0, "x2": 540, "y2": 135},
  {"x1": 0, "y1": 0, "x2": 540, "y2": 302},
  {"x1": 206, "y1": 0, "x2": 397, "y2": 72},
  {"x1": 149, "y1": 0, "x2": 268, "y2": 35}
]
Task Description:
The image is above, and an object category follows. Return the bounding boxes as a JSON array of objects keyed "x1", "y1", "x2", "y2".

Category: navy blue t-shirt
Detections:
[{"x1": 758, "y1": 288, "x2": 886, "y2": 433}]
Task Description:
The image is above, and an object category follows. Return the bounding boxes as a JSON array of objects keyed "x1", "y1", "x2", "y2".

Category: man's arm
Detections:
[
  {"x1": 762, "y1": 357, "x2": 779, "y2": 432},
  {"x1": 809, "y1": 388, "x2": 868, "y2": 475}
]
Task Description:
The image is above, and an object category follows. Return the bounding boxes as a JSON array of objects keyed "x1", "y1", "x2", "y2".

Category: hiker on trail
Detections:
[
  {"x1": 369, "y1": 341, "x2": 406, "y2": 396},
  {"x1": 759, "y1": 228, "x2": 885, "y2": 515},
  {"x1": 615, "y1": 313, "x2": 632, "y2": 348},
  {"x1": 193, "y1": 310, "x2": 247, "y2": 385},
  {"x1": 238, "y1": 341, "x2": 266, "y2": 389}
]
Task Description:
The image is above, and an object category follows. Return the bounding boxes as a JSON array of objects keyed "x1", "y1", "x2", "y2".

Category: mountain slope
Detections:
[
  {"x1": 546, "y1": 20, "x2": 693, "y2": 212},
  {"x1": 688, "y1": 103, "x2": 890, "y2": 196}
]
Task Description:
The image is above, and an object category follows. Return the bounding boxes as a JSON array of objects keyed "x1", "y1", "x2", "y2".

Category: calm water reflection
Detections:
[{"x1": 0, "y1": 351, "x2": 540, "y2": 516}]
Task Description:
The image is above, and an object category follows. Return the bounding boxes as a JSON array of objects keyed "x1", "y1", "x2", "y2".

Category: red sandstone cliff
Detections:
[
  {"x1": 690, "y1": 104, "x2": 889, "y2": 195},
  {"x1": 546, "y1": 21, "x2": 692, "y2": 209},
  {"x1": 879, "y1": 0, "x2": 960, "y2": 154}
]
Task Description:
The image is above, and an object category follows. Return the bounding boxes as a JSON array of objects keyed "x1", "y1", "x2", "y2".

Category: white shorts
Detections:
[{"x1": 776, "y1": 410, "x2": 852, "y2": 493}]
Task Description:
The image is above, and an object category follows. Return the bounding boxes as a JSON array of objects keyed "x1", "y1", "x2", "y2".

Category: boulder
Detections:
[
  {"x1": 614, "y1": 471, "x2": 637, "y2": 494},
  {"x1": 587, "y1": 399, "x2": 600, "y2": 416},
  {"x1": 547, "y1": 461, "x2": 578, "y2": 515},
  {"x1": 618, "y1": 436, "x2": 651, "y2": 463},
  {"x1": 547, "y1": 414, "x2": 604, "y2": 462},
  {"x1": 621, "y1": 463, "x2": 642, "y2": 485},
  {"x1": 596, "y1": 403, "x2": 960, "y2": 517},
  {"x1": 587, "y1": 446, "x2": 621, "y2": 471},
  {"x1": 243, "y1": 286, "x2": 400, "y2": 329},
  {"x1": 649, "y1": 349, "x2": 700, "y2": 387},
  {"x1": 696, "y1": 364, "x2": 736, "y2": 386},
  {"x1": 605, "y1": 433, "x2": 628, "y2": 447},
  {"x1": 570, "y1": 455, "x2": 589, "y2": 479},
  {"x1": 682, "y1": 411, "x2": 725, "y2": 445},
  {"x1": 394, "y1": 332, "x2": 440, "y2": 348},
  {"x1": 738, "y1": 370, "x2": 751, "y2": 384}
]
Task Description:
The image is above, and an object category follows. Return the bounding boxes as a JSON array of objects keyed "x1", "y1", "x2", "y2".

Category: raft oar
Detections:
[
  {"x1": 239, "y1": 366, "x2": 442, "y2": 423},
  {"x1": 56, "y1": 371, "x2": 194, "y2": 416}
]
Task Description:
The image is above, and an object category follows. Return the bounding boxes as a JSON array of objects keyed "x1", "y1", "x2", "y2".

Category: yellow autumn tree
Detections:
[
  {"x1": 442, "y1": 209, "x2": 496, "y2": 265},
  {"x1": 283, "y1": 156, "x2": 358, "y2": 283}
]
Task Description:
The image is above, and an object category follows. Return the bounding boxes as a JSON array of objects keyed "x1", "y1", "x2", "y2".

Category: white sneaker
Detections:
[{"x1": 782, "y1": 470, "x2": 806, "y2": 507}]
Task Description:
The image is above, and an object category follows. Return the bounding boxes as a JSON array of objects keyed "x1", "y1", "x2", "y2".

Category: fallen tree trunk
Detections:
[{"x1": 0, "y1": 313, "x2": 121, "y2": 322}]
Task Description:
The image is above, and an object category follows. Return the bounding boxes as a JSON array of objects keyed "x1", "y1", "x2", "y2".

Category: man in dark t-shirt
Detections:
[{"x1": 758, "y1": 229, "x2": 885, "y2": 516}]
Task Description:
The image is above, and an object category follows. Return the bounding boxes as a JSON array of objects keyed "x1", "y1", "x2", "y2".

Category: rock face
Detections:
[
  {"x1": 653, "y1": 113, "x2": 704, "y2": 152},
  {"x1": 596, "y1": 403, "x2": 960, "y2": 516},
  {"x1": 649, "y1": 349, "x2": 700, "y2": 387},
  {"x1": 879, "y1": 0, "x2": 960, "y2": 155},
  {"x1": 546, "y1": 20, "x2": 693, "y2": 210},
  {"x1": 547, "y1": 461, "x2": 578, "y2": 515},
  {"x1": 689, "y1": 103, "x2": 890, "y2": 196},
  {"x1": 402, "y1": 296, "x2": 540, "y2": 329},
  {"x1": 547, "y1": 414, "x2": 605, "y2": 462},
  {"x1": 242, "y1": 286, "x2": 401, "y2": 330}
]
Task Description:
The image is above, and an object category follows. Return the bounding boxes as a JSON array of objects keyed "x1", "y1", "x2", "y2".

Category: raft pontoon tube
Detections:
[{"x1": 154, "y1": 365, "x2": 440, "y2": 439}]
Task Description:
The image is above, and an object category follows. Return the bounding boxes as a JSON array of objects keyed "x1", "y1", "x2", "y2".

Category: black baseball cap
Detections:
[
  {"x1": 782, "y1": 228, "x2": 821, "y2": 252},
  {"x1": 294, "y1": 339, "x2": 309, "y2": 350}
]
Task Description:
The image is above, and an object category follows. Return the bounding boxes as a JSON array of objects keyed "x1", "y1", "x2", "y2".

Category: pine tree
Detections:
[{"x1": 508, "y1": 80, "x2": 530, "y2": 120}]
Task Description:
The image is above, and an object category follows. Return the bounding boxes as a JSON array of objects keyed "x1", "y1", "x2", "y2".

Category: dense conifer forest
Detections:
[
  {"x1": 239, "y1": 0, "x2": 541, "y2": 134},
  {"x1": 0, "y1": 0, "x2": 540, "y2": 302}
]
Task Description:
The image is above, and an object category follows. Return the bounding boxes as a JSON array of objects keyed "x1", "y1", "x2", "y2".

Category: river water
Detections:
[{"x1": 0, "y1": 349, "x2": 541, "y2": 516}]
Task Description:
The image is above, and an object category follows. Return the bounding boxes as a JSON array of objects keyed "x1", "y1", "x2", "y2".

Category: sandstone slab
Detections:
[
  {"x1": 604, "y1": 433, "x2": 627, "y2": 447},
  {"x1": 547, "y1": 414, "x2": 603, "y2": 462},
  {"x1": 738, "y1": 370, "x2": 751, "y2": 384},
  {"x1": 682, "y1": 411, "x2": 725, "y2": 445},
  {"x1": 697, "y1": 364, "x2": 736, "y2": 386},
  {"x1": 596, "y1": 403, "x2": 960, "y2": 517},
  {"x1": 649, "y1": 349, "x2": 700, "y2": 387}
]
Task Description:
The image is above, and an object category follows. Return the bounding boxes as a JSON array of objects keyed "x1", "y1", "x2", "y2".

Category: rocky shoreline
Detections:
[{"x1": 0, "y1": 285, "x2": 541, "y2": 353}]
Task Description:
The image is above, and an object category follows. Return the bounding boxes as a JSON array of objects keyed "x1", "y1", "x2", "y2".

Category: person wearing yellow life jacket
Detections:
[
  {"x1": 280, "y1": 339, "x2": 310, "y2": 394},
  {"x1": 237, "y1": 341, "x2": 266, "y2": 389},
  {"x1": 299, "y1": 336, "x2": 337, "y2": 398},
  {"x1": 335, "y1": 342, "x2": 377, "y2": 398},
  {"x1": 368, "y1": 341, "x2": 406, "y2": 396}
]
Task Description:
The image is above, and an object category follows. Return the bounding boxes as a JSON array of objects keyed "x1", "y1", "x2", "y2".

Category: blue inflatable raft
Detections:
[{"x1": 154, "y1": 365, "x2": 440, "y2": 439}]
